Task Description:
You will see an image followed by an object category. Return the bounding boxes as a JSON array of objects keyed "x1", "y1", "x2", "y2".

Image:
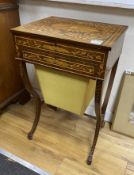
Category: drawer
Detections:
[
  {"x1": 15, "y1": 36, "x2": 106, "y2": 80},
  {"x1": 15, "y1": 36, "x2": 105, "y2": 63},
  {"x1": 22, "y1": 50, "x2": 95, "y2": 78}
]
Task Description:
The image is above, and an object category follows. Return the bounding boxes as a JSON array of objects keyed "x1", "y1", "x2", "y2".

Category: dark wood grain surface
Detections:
[{"x1": 0, "y1": 0, "x2": 29, "y2": 110}]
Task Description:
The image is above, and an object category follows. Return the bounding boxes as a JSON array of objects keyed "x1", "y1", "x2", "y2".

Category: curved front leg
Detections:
[
  {"x1": 20, "y1": 62, "x2": 42, "y2": 140},
  {"x1": 87, "y1": 80, "x2": 103, "y2": 165},
  {"x1": 101, "y1": 59, "x2": 119, "y2": 127}
]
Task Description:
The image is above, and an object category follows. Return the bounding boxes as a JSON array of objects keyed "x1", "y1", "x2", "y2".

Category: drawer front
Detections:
[
  {"x1": 15, "y1": 36, "x2": 106, "y2": 80},
  {"x1": 15, "y1": 36, "x2": 105, "y2": 63},
  {"x1": 22, "y1": 50, "x2": 96, "y2": 78}
]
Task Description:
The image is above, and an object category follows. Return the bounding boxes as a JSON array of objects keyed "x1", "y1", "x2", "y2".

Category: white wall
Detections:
[
  {"x1": 49, "y1": 0, "x2": 134, "y2": 9},
  {"x1": 19, "y1": 0, "x2": 134, "y2": 121}
]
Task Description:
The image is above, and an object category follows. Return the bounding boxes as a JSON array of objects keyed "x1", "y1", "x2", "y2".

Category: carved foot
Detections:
[
  {"x1": 87, "y1": 155, "x2": 92, "y2": 165},
  {"x1": 27, "y1": 132, "x2": 33, "y2": 140}
]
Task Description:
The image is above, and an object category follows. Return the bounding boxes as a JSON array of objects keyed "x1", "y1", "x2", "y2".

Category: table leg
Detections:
[
  {"x1": 19, "y1": 62, "x2": 42, "y2": 140},
  {"x1": 101, "y1": 59, "x2": 119, "y2": 127},
  {"x1": 87, "y1": 80, "x2": 103, "y2": 165}
]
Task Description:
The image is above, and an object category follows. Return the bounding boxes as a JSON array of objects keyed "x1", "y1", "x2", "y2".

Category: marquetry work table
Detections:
[{"x1": 11, "y1": 16, "x2": 127, "y2": 165}]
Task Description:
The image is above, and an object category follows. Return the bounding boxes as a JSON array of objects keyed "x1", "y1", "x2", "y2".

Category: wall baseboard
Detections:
[{"x1": 85, "y1": 105, "x2": 112, "y2": 122}]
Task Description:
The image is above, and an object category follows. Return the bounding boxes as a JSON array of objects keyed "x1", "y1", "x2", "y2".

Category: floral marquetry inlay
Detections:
[
  {"x1": 15, "y1": 36, "x2": 105, "y2": 63},
  {"x1": 12, "y1": 16, "x2": 128, "y2": 80},
  {"x1": 12, "y1": 16, "x2": 127, "y2": 48},
  {"x1": 22, "y1": 51, "x2": 96, "y2": 78}
]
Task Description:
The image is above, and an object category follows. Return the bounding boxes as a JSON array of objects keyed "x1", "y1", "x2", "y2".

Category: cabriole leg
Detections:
[
  {"x1": 19, "y1": 62, "x2": 42, "y2": 140},
  {"x1": 101, "y1": 59, "x2": 119, "y2": 127},
  {"x1": 87, "y1": 80, "x2": 103, "y2": 165}
]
